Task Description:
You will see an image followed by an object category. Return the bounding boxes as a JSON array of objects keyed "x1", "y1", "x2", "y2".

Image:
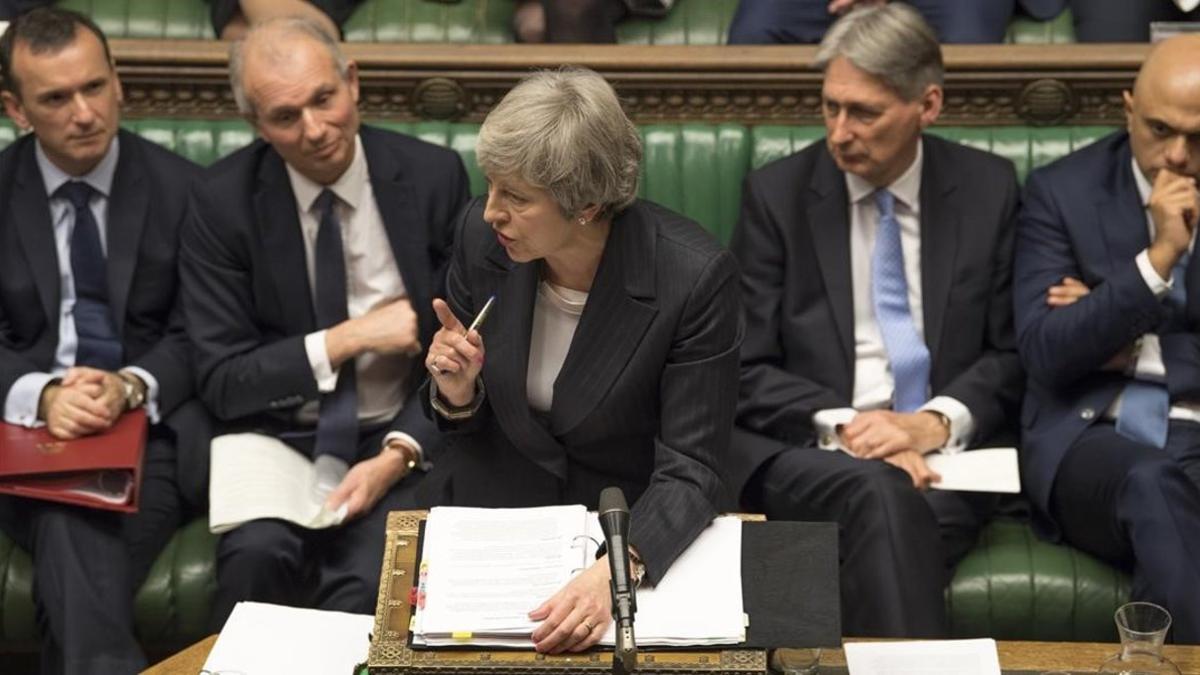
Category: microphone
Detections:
[{"x1": 599, "y1": 486, "x2": 637, "y2": 674}]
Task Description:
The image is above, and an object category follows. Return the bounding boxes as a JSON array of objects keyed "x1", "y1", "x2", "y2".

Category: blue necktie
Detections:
[
  {"x1": 58, "y1": 181, "x2": 122, "y2": 370},
  {"x1": 1116, "y1": 250, "x2": 1190, "y2": 449},
  {"x1": 872, "y1": 189, "x2": 931, "y2": 412},
  {"x1": 312, "y1": 190, "x2": 358, "y2": 463}
]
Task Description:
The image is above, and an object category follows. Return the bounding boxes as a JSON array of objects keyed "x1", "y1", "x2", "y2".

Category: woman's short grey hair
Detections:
[
  {"x1": 814, "y1": 3, "x2": 943, "y2": 102},
  {"x1": 476, "y1": 67, "x2": 642, "y2": 218},
  {"x1": 228, "y1": 17, "x2": 351, "y2": 119}
]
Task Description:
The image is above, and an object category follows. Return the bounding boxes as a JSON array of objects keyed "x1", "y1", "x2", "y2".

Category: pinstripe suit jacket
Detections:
[{"x1": 418, "y1": 198, "x2": 743, "y2": 584}]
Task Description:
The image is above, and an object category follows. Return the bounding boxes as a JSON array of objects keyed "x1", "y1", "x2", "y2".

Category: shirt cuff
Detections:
[
  {"x1": 305, "y1": 330, "x2": 338, "y2": 393},
  {"x1": 382, "y1": 431, "x2": 428, "y2": 470},
  {"x1": 3, "y1": 372, "x2": 56, "y2": 428},
  {"x1": 812, "y1": 408, "x2": 857, "y2": 452},
  {"x1": 1136, "y1": 248, "x2": 1173, "y2": 300},
  {"x1": 1133, "y1": 334, "x2": 1167, "y2": 382},
  {"x1": 122, "y1": 366, "x2": 161, "y2": 424},
  {"x1": 919, "y1": 396, "x2": 975, "y2": 454}
]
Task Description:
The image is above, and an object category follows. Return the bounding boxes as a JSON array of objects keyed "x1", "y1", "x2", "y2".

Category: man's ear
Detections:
[
  {"x1": 346, "y1": 60, "x2": 360, "y2": 104},
  {"x1": 111, "y1": 60, "x2": 124, "y2": 106},
  {"x1": 918, "y1": 84, "x2": 943, "y2": 129},
  {"x1": 1, "y1": 90, "x2": 30, "y2": 131},
  {"x1": 1122, "y1": 90, "x2": 1135, "y2": 133}
]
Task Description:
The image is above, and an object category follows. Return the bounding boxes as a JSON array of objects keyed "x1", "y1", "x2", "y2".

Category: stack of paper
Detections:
[
  {"x1": 844, "y1": 638, "x2": 1002, "y2": 675},
  {"x1": 203, "y1": 602, "x2": 373, "y2": 675},
  {"x1": 410, "y1": 505, "x2": 745, "y2": 648}
]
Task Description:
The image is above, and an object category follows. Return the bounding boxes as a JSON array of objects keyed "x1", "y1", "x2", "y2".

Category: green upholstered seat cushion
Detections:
[
  {"x1": 49, "y1": 0, "x2": 1075, "y2": 44},
  {"x1": 947, "y1": 520, "x2": 1131, "y2": 641}
]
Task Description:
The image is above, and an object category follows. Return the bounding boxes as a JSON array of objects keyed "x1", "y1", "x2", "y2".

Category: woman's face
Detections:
[{"x1": 483, "y1": 173, "x2": 580, "y2": 264}]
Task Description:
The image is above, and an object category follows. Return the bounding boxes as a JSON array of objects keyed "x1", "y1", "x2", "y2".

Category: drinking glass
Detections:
[{"x1": 1097, "y1": 602, "x2": 1181, "y2": 675}]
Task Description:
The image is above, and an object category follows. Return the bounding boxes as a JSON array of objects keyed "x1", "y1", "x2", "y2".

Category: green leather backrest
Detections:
[
  {"x1": 343, "y1": 0, "x2": 515, "y2": 44},
  {"x1": 1006, "y1": 8, "x2": 1076, "y2": 44},
  {"x1": 48, "y1": 0, "x2": 1075, "y2": 45},
  {"x1": 58, "y1": 0, "x2": 215, "y2": 39},
  {"x1": 0, "y1": 119, "x2": 1118, "y2": 244},
  {"x1": 617, "y1": 0, "x2": 742, "y2": 46}
]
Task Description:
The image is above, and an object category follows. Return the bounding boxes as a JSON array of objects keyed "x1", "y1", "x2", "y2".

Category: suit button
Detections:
[{"x1": 1080, "y1": 407, "x2": 1095, "y2": 420}]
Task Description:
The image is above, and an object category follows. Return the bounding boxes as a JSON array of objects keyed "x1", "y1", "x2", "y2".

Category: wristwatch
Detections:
[{"x1": 117, "y1": 371, "x2": 146, "y2": 411}]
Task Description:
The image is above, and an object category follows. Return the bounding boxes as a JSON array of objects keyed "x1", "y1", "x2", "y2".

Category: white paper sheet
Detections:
[
  {"x1": 601, "y1": 515, "x2": 745, "y2": 646},
  {"x1": 202, "y1": 602, "x2": 373, "y2": 675},
  {"x1": 844, "y1": 638, "x2": 1002, "y2": 675},
  {"x1": 208, "y1": 433, "x2": 346, "y2": 534},
  {"x1": 417, "y1": 505, "x2": 586, "y2": 638},
  {"x1": 926, "y1": 447, "x2": 1021, "y2": 493}
]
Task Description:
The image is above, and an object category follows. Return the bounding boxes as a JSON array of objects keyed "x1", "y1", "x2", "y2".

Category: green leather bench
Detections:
[
  {"x1": 53, "y1": 0, "x2": 1076, "y2": 44},
  {"x1": 0, "y1": 119, "x2": 1128, "y2": 654}
]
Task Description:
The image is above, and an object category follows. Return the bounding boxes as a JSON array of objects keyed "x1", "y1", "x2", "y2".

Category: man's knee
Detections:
[{"x1": 218, "y1": 520, "x2": 303, "y2": 578}]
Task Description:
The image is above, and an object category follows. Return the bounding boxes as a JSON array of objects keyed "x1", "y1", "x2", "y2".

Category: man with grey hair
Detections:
[
  {"x1": 180, "y1": 17, "x2": 469, "y2": 628},
  {"x1": 730, "y1": 3, "x2": 1022, "y2": 637}
]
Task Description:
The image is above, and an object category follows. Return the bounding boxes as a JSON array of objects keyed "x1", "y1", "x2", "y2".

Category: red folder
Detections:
[{"x1": 0, "y1": 409, "x2": 148, "y2": 512}]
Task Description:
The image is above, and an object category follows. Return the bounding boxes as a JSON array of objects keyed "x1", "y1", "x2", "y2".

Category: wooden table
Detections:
[{"x1": 142, "y1": 636, "x2": 1200, "y2": 674}]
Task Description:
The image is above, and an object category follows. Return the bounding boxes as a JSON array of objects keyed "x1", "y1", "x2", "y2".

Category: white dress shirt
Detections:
[
  {"x1": 3, "y1": 137, "x2": 163, "y2": 427},
  {"x1": 527, "y1": 280, "x2": 588, "y2": 413},
  {"x1": 814, "y1": 143, "x2": 976, "y2": 453},
  {"x1": 1103, "y1": 158, "x2": 1200, "y2": 423},
  {"x1": 287, "y1": 134, "x2": 422, "y2": 455}
]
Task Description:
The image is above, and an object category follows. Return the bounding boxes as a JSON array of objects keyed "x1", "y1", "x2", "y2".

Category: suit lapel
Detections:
[
  {"x1": 481, "y1": 247, "x2": 570, "y2": 479},
  {"x1": 105, "y1": 132, "x2": 149, "y2": 335},
  {"x1": 255, "y1": 151, "x2": 316, "y2": 332},
  {"x1": 550, "y1": 205, "x2": 658, "y2": 436},
  {"x1": 1098, "y1": 143, "x2": 1151, "y2": 272},
  {"x1": 918, "y1": 137, "x2": 960, "y2": 361},
  {"x1": 11, "y1": 141, "x2": 60, "y2": 327},
  {"x1": 361, "y1": 128, "x2": 433, "y2": 315},
  {"x1": 807, "y1": 149, "x2": 855, "y2": 372}
]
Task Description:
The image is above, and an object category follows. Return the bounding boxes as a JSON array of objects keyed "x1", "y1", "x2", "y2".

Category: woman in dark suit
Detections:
[{"x1": 422, "y1": 67, "x2": 742, "y2": 654}]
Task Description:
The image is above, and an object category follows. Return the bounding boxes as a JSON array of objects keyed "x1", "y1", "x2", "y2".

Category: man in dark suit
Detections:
[
  {"x1": 727, "y1": 0, "x2": 1065, "y2": 45},
  {"x1": 0, "y1": 8, "x2": 200, "y2": 673},
  {"x1": 181, "y1": 17, "x2": 469, "y2": 628},
  {"x1": 731, "y1": 4, "x2": 1022, "y2": 637},
  {"x1": 1014, "y1": 34, "x2": 1200, "y2": 642}
]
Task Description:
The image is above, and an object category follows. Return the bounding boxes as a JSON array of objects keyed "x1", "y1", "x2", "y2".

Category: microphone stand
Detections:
[{"x1": 599, "y1": 487, "x2": 638, "y2": 674}]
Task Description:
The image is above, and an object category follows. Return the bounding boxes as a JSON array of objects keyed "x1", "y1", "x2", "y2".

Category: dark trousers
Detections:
[
  {"x1": 1069, "y1": 0, "x2": 1200, "y2": 42},
  {"x1": 209, "y1": 430, "x2": 423, "y2": 631},
  {"x1": 744, "y1": 447, "x2": 995, "y2": 638},
  {"x1": 728, "y1": 0, "x2": 1022, "y2": 44},
  {"x1": 0, "y1": 433, "x2": 184, "y2": 675},
  {"x1": 1049, "y1": 420, "x2": 1200, "y2": 643}
]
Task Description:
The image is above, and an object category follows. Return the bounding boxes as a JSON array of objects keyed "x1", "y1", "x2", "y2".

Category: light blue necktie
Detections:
[
  {"x1": 1115, "y1": 250, "x2": 1189, "y2": 449},
  {"x1": 872, "y1": 189, "x2": 931, "y2": 412}
]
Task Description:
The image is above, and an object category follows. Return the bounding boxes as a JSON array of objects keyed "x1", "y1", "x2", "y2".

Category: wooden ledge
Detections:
[{"x1": 110, "y1": 41, "x2": 1147, "y2": 125}]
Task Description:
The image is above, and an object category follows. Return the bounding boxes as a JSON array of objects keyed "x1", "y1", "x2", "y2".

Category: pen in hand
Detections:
[{"x1": 432, "y1": 295, "x2": 494, "y2": 375}]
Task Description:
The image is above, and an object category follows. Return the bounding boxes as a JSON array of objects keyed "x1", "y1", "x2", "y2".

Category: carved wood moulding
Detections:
[{"x1": 112, "y1": 40, "x2": 1146, "y2": 126}]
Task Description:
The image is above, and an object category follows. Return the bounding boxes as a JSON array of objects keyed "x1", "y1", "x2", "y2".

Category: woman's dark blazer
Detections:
[{"x1": 419, "y1": 197, "x2": 743, "y2": 584}]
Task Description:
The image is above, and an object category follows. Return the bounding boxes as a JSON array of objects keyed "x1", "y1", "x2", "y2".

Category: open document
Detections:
[
  {"x1": 844, "y1": 638, "x2": 1002, "y2": 675},
  {"x1": 411, "y1": 505, "x2": 745, "y2": 648},
  {"x1": 208, "y1": 433, "x2": 346, "y2": 534},
  {"x1": 203, "y1": 602, "x2": 372, "y2": 675}
]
